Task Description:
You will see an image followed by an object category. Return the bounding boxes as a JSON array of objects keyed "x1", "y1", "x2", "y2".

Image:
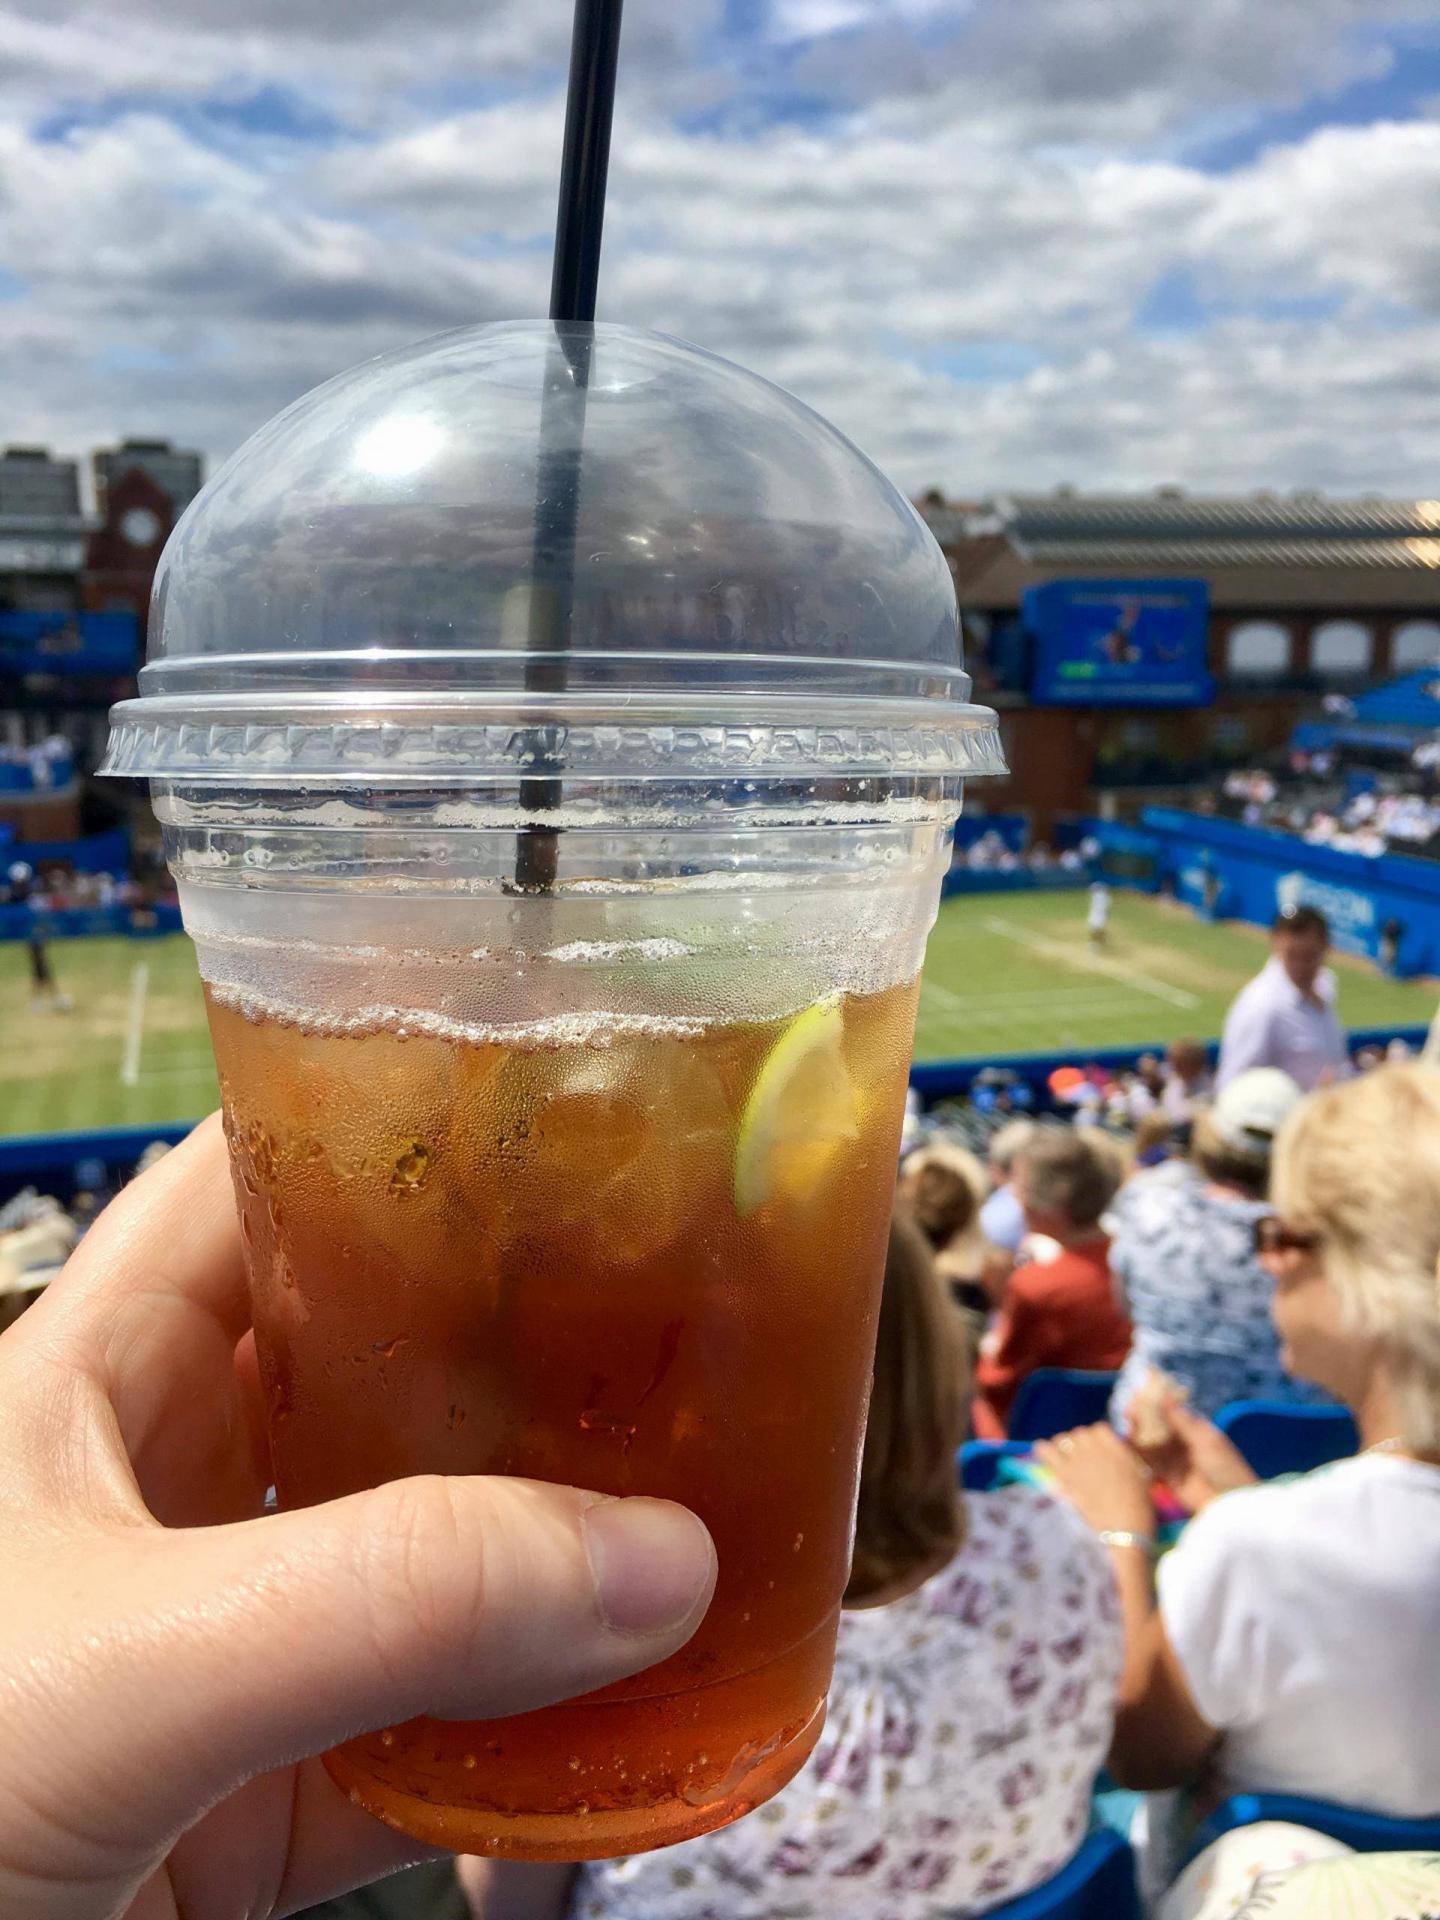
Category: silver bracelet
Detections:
[{"x1": 1098, "y1": 1528, "x2": 1157, "y2": 1558}]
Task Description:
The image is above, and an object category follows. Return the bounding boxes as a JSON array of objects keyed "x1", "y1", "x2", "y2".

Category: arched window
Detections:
[
  {"x1": 1227, "y1": 620, "x2": 1290, "y2": 677},
  {"x1": 1392, "y1": 620, "x2": 1440, "y2": 671},
  {"x1": 1310, "y1": 619, "x2": 1373, "y2": 675}
]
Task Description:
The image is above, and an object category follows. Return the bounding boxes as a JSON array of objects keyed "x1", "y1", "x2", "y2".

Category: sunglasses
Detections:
[{"x1": 1253, "y1": 1216, "x2": 1324, "y2": 1257}]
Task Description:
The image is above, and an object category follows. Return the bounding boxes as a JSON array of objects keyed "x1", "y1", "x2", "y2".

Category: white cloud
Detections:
[{"x1": 0, "y1": 0, "x2": 1436, "y2": 495}]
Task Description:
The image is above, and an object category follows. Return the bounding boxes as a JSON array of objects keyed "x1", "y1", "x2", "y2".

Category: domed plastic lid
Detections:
[{"x1": 103, "y1": 321, "x2": 1002, "y2": 788}]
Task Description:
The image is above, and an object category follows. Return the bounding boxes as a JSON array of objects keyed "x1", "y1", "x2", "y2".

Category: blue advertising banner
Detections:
[
  {"x1": 0, "y1": 901, "x2": 181, "y2": 942},
  {"x1": 1137, "y1": 808, "x2": 1440, "y2": 978},
  {"x1": 0, "y1": 609, "x2": 140, "y2": 677},
  {"x1": 952, "y1": 812, "x2": 1029, "y2": 852},
  {"x1": 941, "y1": 867, "x2": 1086, "y2": 898},
  {"x1": 1025, "y1": 578, "x2": 1214, "y2": 708},
  {"x1": 12, "y1": 826, "x2": 131, "y2": 873}
]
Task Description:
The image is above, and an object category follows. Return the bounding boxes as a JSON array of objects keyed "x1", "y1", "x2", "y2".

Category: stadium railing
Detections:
[
  {"x1": 3, "y1": 1022, "x2": 1431, "y2": 1205},
  {"x1": 0, "y1": 902, "x2": 183, "y2": 941},
  {"x1": 0, "y1": 1123, "x2": 194, "y2": 1205},
  {"x1": 941, "y1": 868, "x2": 1087, "y2": 898}
]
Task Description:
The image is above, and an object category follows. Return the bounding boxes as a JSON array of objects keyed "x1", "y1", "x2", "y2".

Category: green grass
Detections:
[
  {"x1": 1, "y1": 894, "x2": 1435, "y2": 1135},
  {"x1": 0, "y1": 934, "x2": 219, "y2": 1135},
  {"x1": 915, "y1": 889, "x2": 1436, "y2": 1061}
]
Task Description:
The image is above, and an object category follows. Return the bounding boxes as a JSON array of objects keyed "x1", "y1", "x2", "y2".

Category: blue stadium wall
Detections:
[{"x1": 1097, "y1": 807, "x2": 1440, "y2": 978}]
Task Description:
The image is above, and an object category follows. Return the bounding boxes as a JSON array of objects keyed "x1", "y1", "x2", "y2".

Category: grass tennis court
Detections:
[
  {"x1": 1, "y1": 891, "x2": 1434, "y2": 1136},
  {"x1": 914, "y1": 889, "x2": 1433, "y2": 1060}
]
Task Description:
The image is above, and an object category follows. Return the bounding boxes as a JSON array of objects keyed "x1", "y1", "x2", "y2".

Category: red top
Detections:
[{"x1": 971, "y1": 1237, "x2": 1131, "y2": 1440}]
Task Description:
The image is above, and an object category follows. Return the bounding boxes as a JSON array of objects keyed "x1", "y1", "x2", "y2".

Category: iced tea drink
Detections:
[{"x1": 208, "y1": 972, "x2": 919, "y2": 1857}]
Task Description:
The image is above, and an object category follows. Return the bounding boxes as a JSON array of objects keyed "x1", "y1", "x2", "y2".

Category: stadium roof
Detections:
[
  {"x1": 928, "y1": 489, "x2": 1440, "y2": 610},
  {"x1": 994, "y1": 537, "x2": 1440, "y2": 571},
  {"x1": 993, "y1": 491, "x2": 1440, "y2": 546}
]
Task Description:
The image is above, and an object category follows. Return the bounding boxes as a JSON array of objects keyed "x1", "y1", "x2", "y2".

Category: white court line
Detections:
[
  {"x1": 927, "y1": 1002, "x2": 1144, "y2": 1026},
  {"x1": 120, "y1": 961, "x2": 149, "y2": 1086},
  {"x1": 979, "y1": 915, "x2": 1200, "y2": 1010},
  {"x1": 922, "y1": 984, "x2": 1131, "y2": 1020},
  {"x1": 924, "y1": 985, "x2": 1152, "y2": 1011}
]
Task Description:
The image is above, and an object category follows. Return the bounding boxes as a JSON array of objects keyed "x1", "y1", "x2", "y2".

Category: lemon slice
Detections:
[{"x1": 734, "y1": 1000, "x2": 861, "y2": 1218}]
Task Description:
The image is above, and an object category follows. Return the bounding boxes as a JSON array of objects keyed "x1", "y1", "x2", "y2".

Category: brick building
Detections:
[
  {"x1": 923, "y1": 490, "x2": 1440, "y2": 836},
  {"x1": 0, "y1": 439, "x2": 202, "y2": 838}
]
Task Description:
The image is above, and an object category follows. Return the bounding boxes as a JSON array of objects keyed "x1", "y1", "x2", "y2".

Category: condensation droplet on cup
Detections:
[
  {"x1": 462, "y1": 1753, "x2": 478, "y2": 1771},
  {"x1": 379, "y1": 1729, "x2": 396, "y2": 1748}
]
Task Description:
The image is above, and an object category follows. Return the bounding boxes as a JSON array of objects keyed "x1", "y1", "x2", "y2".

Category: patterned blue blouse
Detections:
[{"x1": 1108, "y1": 1162, "x2": 1324, "y2": 1427}]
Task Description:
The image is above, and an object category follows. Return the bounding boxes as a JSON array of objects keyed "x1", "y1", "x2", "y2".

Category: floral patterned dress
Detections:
[{"x1": 570, "y1": 1487, "x2": 1122, "y2": 1920}]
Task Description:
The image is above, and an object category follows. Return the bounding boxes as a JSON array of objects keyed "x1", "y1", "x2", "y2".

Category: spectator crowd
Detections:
[
  {"x1": 1220, "y1": 752, "x2": 1440, "y2": 861},
  {"x1": 948, "y1": 829, "x2": 1091, "y2": 875},
  {"x1": 0, "y1": 734, "x2": 73, "y2": 792}
]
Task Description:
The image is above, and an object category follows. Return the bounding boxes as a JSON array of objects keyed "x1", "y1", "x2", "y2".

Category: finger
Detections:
[
  {"x1": 51, "y1": 1478, "x2": 716, "y2": 1856},
  {"x1": 277, "y1": 1760, "x2": 442, "y2": 1913},
  {"x1": 1166, "y1": 1400, "x2": 1214, "y2": 1445},
  {"x1": 49, "y1": 1113, "x2": 246, "y2": 1354},
  {"x1": 18, "y1": 1117, "x2": 257, "y2": 1513},
  {"x1": 160, "y1": 1760, "x2": 439, "y2": 1920}
]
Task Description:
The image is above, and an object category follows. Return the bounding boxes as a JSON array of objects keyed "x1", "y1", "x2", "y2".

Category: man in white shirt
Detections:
[{"x1": 1216, "y1": 905, "x2": 1349, "y2": 1091}]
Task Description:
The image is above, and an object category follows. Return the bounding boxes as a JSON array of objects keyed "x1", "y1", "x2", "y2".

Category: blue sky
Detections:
[{"x1": 1, "y1": 0, "x2": 1438, "y2": 495}]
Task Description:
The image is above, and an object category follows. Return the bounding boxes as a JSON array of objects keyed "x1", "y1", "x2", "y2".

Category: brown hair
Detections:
[
  {"x1": 1273, "y1": 904, "x2": 1328, "y2": 941},
  {"x1": 847, "y1": 1203, "x2": 969, "y2": 1602},
  {"x1": 1191, "y1": 1106, "x2": 1270, "y2": 1199},
  {"x1": 902, "y1": 1156, "x2": 979, "y2": 1250},
  {"x1": 1167, "y1": 1037, "x2": 1208, "y2": 1081},
  {"x1": 1015, "y1": 1128, "x2": 1119, "y2": 1231},
  {"x1": 1131, "y1": 1111, "x2": 1173, "y2": 1161}
]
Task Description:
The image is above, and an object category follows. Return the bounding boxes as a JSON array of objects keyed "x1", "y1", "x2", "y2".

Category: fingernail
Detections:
[{"x1": 582, "y1": 1497, "x2": 716, "y2": 1635}]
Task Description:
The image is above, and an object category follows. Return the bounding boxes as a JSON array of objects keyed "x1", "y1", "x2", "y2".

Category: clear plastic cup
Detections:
[{"x1": 103, "y1": 320, "x2": 1002, "y2": 1858}]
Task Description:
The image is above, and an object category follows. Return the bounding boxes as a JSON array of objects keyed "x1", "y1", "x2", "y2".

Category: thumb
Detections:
[{"x1": 83, "y1": 1477, "x2": 716, "y2": 1846}]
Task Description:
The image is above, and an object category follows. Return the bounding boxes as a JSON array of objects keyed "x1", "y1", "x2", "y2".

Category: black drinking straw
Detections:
[{"x1": 512, "y1": 0, "x2": 625, "y2": 893}]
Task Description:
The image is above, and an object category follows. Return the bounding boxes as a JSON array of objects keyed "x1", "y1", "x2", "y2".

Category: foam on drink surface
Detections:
[{"x1": 204, "y1": 980, "x2": 709, "y2": 1047}]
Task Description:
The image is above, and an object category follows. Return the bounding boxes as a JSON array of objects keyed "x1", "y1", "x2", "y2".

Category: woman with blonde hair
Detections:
[
  {"x1": 1042, "y1": 1064, "x2": 1440, "y2": 1912},
  {"x1": 460, "y1": 1204, "x2": 1122, "y2": 1920}
]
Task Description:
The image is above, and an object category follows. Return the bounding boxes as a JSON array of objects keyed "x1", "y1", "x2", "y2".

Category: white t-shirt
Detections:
[
  {"x1": 1160, "y1": 1454, "x2": 1440, "y2": 1812},
  {"x1": 1087, "y1": 885, "x2": 1111, "y2": 930}
]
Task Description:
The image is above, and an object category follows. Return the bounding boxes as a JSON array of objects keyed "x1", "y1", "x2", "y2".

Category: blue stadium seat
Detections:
[
  {"x1": 1008, "y1": 1369, "x2": 1119, "y2": 1442},
  {"x1": 977, "y1": 1828, "x2": 1141, "y2": 1918},
  {"x1": 1214, "y1": 1400, "x2": 1358, "y2": 1480},
  {"x1": 1187, "y1": 1792, "x2": 1440, "y2": 1862},
  {"x1": 959, "y1": 1439, "x2": 1031, "y2": 1491}
]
